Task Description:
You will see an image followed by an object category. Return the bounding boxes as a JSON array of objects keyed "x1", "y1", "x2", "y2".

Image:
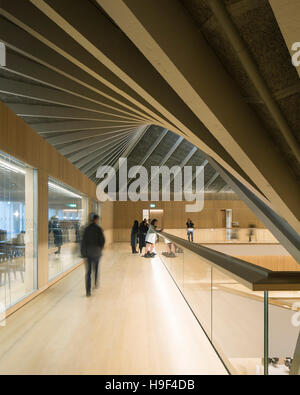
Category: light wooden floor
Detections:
[
  {"x1": 0, "y1": 243, "x2": 81, "y2": 310},
  {"x1": 0, "y1": 243, "x2": 227, "y2": 375},
  {"x1": 48, "y1": 242, "x2": 82, "y2": 280}
]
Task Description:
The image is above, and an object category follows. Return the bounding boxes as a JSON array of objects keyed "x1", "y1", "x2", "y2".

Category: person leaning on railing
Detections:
[
  {"x1": 138, "y1": 218, "x2": 149, "y2": 256},
  {"x1": 143, "y1": 219, "x2": 163, "y2": 258}
]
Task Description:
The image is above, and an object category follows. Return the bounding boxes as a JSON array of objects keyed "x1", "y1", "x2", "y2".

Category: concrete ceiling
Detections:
[
  {"x1": 0, "y1": 0, "x2": 298, "y2": 233},
  {"x1": 181, "y1": 0, "x2": 300, "y2": 178},
  {"x1": 119, "y1": 125, "x2": 231, "y2": 194}
]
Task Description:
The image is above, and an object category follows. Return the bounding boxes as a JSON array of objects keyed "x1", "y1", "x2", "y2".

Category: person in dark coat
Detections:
[
  {"x1": 81, "y1": 214, "x2": 105, "y2": 297},
  {"x1": 49, "y1": 217, "x2": 63, "y2": 254},
  {"x1": 138, "y1": 218, "x2": 148, "y2": 255},
  {"x1": 130, "y1": 220, "x2": 139, "y2": 254}
]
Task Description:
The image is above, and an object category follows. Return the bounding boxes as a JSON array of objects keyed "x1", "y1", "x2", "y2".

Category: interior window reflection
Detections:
[
  {"x1": 48, "y1": 179, "x2": 87, "y2": 280},
  {"x1": 0, "y1": 152, "x2": 37, "y2": 310}
]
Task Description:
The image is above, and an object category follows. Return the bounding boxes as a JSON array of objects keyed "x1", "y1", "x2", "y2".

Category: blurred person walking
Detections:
[{"x1": 81, "y1": 214, "x2": 105, "y2": 297}]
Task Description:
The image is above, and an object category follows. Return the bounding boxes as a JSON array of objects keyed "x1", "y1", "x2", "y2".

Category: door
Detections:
[{"x1": 149, "y1": 209, "x2": 164, "y2": 228}]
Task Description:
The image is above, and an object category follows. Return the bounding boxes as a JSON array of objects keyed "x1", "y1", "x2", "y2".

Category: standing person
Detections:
[
  {"x1": 130, "y1": 220, "x2": 139, "y2": 254},
  {"x1": 49, "y1": 216, "x2": 63, "y2": 255},
  {"x1": 75, "y1": 221, "x2": 80, "y2": 243},
  {"x1": 144, "y1": 219, "x2": 163, "y2": 258},
  {"x1": 186, "y1": 218, "x2": 194, "y2": 242},
  {"x1": 81, "y1": 214, "x2": 105, "y2": 297},
  {"x1": 248, "y1": 224, "x2": 256, "y2": 243},
  {"x1": 138, "y1": 218, "x2": 148, "y2": 255}
]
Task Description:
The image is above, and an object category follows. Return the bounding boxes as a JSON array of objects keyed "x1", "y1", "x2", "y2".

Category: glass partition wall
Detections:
[
  {"x1": 157, "y1": 233, "x2": 300, "y2": 375},
  {"x1": 91, "y1": 199, "x2": 101, "y2": 220},
  {"x1": 48, "y1": 178, "x2": 88, "y2": 280},
  {"x1": 0, "y1": 151, "x2": 37, "y2": 311}
]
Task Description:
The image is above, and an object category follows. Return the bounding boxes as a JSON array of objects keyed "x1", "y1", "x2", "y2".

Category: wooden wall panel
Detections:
[
  {"x1": 0, "y1": 102, "x2": 97, "y2": 198},
  {"x1": 0, "y1": 102, "x2": 114, "y2": 298},
  {"x1": 237, "y1": 256, "x2": 300, "y2": 272},
  {"x1": 163, "y1": 228, "x2": 278, "y2": 244},
  {"x1": 112, "y1": 199, "x2": 266, "y2": 230},
  {"x1": 113, "y1": 228, "x2": 278, "y2": 243},
  {"x1": 101, "y1": 200, "x2": 114, "y2": 246}
]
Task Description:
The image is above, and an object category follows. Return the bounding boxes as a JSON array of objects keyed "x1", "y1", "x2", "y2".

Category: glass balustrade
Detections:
[{"x1": 157, "y1": 232, "x2": 300, "y2": 375}]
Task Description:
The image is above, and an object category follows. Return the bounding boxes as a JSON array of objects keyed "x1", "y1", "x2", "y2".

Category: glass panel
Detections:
[
  {"x1": 0, "y1": 151, "x2": 37, "y2": 311},
  {"x1": 158, "y1": 232, "x2": 300, "y2": 375},
  {"x1": 91, "y1": 199, "x2": 101, "y2": 218},
  {"x1": 158, "y1": 234, "x2": 212, "y2": 339},
  {"x1": 48, "y1": 178, "x2": 87, "y2": 280},
  {"x1": 158, "y1": 233, "x2": 270, "y2": 375},
  {"x1": 211, "y1": 266, "x2": 265, "y2": 375},
  {"x1": 182, "y1": 249, "x2": 212, "y2": 338},
  {"x1": 159, "y1": 237, "x2": 184, "y2": 291},
  {"x1": 268, "y1": 290, "x2": 300, "y2": 375}
]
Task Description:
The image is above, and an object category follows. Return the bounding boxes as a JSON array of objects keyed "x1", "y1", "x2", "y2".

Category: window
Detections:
[
  {"x1": 48, "y1": 178, "x2": 87, "y2": 280},
  {"x1": 0, "y1": 151, "x2": 37, "y2": 310},
  {"x1": 91, "y1": 199, "x2": 101, "y2": 219}
]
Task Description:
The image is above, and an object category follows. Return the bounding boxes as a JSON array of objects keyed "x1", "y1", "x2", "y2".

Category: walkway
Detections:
[{"x1": 0, "y1": 244, "x2": 227, "y2": 375}]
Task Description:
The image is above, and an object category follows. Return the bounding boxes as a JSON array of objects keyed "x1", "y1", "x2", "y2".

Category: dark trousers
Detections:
[
  {"x1": 131, "y1": 233, "x2": 138, "y2": 253},
  {"x1": 139, "y1": 234, "x2": 146, "y2": 253},
  {"x1": 85, "y1": 256, "x2": 100, "y2": 295}
]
